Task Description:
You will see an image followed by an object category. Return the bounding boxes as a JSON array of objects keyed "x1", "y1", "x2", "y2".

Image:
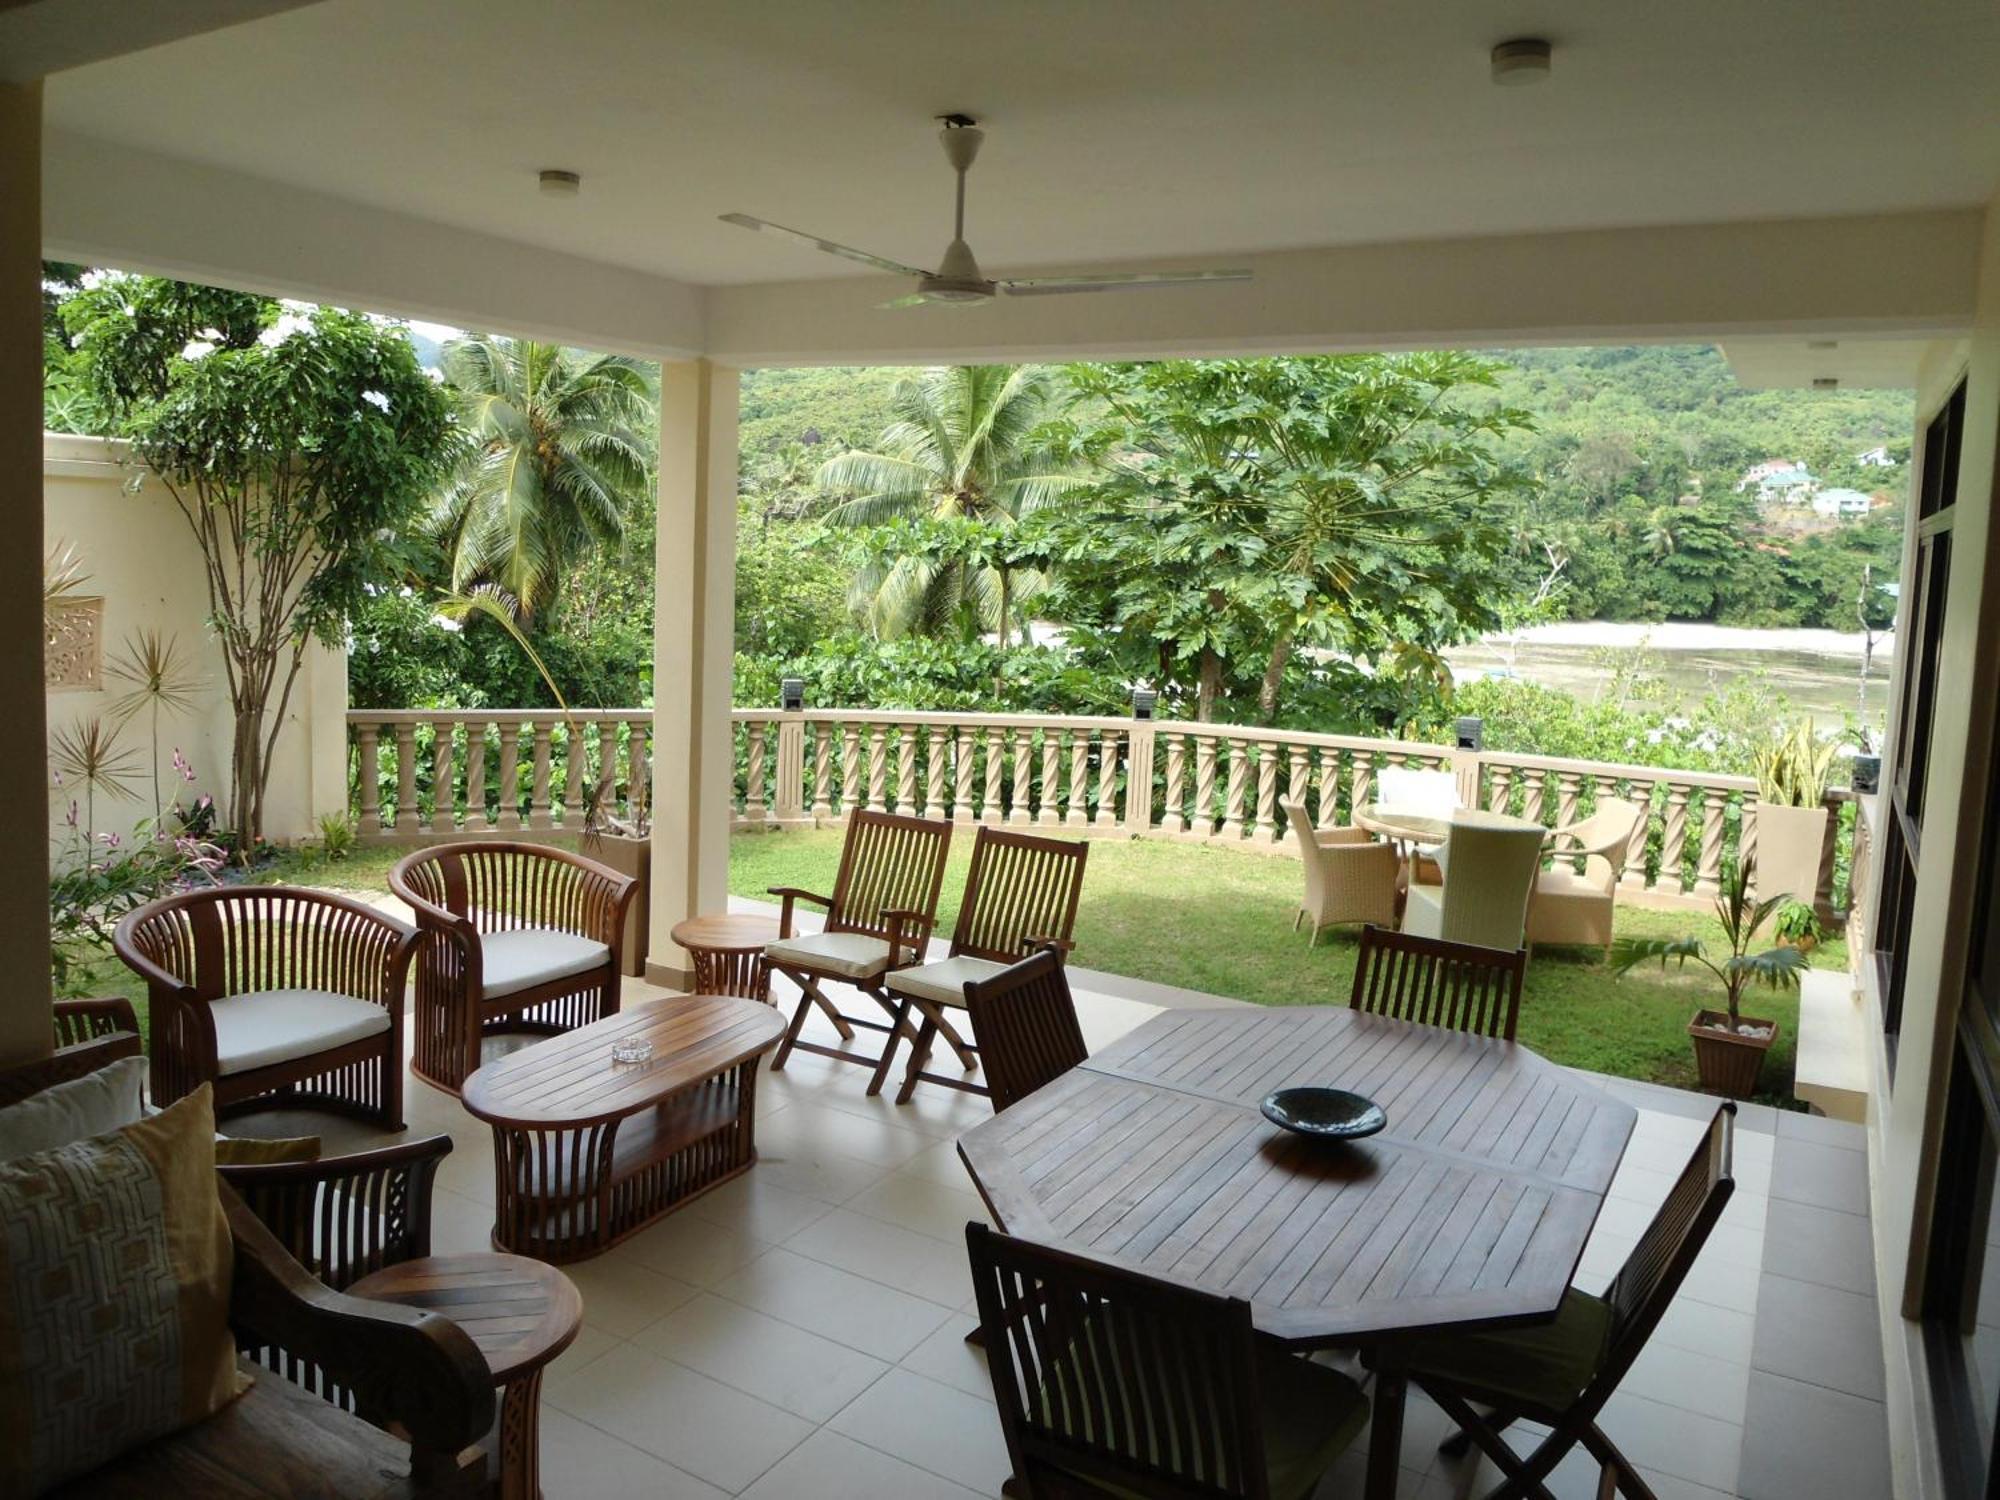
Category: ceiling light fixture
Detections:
[
  {"x1": 538, "y1": 169, "x2": 581, "y2": 198},
  {"x1": 1491, "y1": 38, "x2": 1552, "y2": 85}
]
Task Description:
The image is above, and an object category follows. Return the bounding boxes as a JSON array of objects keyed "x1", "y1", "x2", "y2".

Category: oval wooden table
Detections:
[
  {"x1": 348, "y1": 1252, "x2": 582, "y2": 1500},
  {"x1": 956, "y1": 1004, "x2": 1637, "y2": 1500},
  {"x1": 669, "y1": 913, "x2": 781, "y2": 1002},
  {"x1": 463, "y1": 994, "x2": 787, "y2": 1263}
]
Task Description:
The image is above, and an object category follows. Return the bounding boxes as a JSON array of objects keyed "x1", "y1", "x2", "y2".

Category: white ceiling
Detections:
[{"x1": 43, "y1": 0, "x2": 2000, "y2": 290}]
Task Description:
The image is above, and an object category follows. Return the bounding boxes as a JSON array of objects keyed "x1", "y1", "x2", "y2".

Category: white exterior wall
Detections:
[{"x1": 43, "y1": 432, "x2": 346, "y2": 851}]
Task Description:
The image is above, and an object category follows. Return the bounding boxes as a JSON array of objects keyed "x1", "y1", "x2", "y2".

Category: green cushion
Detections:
[
  {"x1": 1389, "y1": 1288, "x2": 1612, "y2": 1412},
  {"x1": 1042, "y1": 1335, "x2": 1368, "y2": 1500}
]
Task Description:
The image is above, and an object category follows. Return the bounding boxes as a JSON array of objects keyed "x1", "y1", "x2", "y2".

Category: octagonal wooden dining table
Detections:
[{"x1": 956, "y1": 1003, "x2": 1637, "y2": 1500}]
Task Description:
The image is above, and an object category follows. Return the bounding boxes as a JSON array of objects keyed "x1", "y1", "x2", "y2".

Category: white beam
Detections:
[
  {"x1": 648, "y1": 361, "x2": 738, "y2": 988},
  {"x1": 704, "y1": 210, "x2": 1985, "y2": 367},
  {"x1": 42, "y1": 129, "x2": 706, "y2": 359},
  {"x1": 0, "y1": 0, "x2": 323, "y2": 84}
]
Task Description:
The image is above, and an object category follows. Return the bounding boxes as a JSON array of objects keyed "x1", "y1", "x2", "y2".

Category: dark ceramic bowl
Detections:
[{"x1": 1260, "y1": 1087, "x2": 1388, "y2": 1140}]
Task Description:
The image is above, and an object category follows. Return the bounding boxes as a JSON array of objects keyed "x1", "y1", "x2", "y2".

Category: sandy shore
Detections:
[{"x1": 1488, "y1": 621, "x2": 1897, "y2": 659}]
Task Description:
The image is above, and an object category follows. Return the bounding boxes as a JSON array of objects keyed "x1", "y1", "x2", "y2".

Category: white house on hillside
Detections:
[
  {"x1": 1812, "y1": 485, "x2": 1877, "y2": 517},
  {"x1": 1857, "y1": 444, "x2": 1896, "y2": 466}
]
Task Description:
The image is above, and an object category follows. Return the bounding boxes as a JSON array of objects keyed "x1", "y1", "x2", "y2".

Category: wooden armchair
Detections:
[
  {"x1": 391, "y1": 842, "x2": 638, "y2": 1093},
  {"x1": 0, "y1": 1045, "x2": 493, "y2": 1499},
  {"x1": 766, "y1": 809, "x2": 954, "y2": 1094},
  {"x1": 883, "y1": 826, "x2": 1089, "y2": 1103},
  {"x1": 1281, "y1": 798, "x2": 1400, "y2": 944},
  {"x1": 115, "y1": 888, "x2": 417, "y2": 1127},
  {"x1": 1527, "y1": 796, "x2": 1645, "y2": 957},
  {"x1": 1349, "y1": 925, "x2": 1526, "y2": 1041}
]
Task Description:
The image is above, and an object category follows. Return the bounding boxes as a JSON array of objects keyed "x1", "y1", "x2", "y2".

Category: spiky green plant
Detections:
[
  {"x1": 50, "y1": 717, "x2": 143, "y2": 840},
  {"x1": 1611, "y1": 859, "x2": 1805, "y2": 1029},
  {"x1": 43, "y1": 540, "x2": 89, "y2": 613},
  {"x1": 106, "y1": 629, "x2": 203, "y2": 820},
  {"x1": 1754, "y1": 719, "x2": 1840, "y2": 807}
]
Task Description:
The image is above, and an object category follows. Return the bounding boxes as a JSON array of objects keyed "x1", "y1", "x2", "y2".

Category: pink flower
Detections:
[
  {"x1": 97, "y1": 831, "x2": 121, "y2": 850},
  {"x1": 64, "y1": 801, "x2": 78, "y2": 829}
]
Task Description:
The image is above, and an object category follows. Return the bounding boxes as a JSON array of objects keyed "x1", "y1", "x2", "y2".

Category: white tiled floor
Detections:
[{"x1": 235, "y1": 955, "x2": 1884, "y2": 1500}]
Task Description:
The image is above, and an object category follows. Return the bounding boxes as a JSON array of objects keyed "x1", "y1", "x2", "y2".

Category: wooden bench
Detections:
[{"x1": 4, "y1": 1003, "x2": 495, "y2": 1497}]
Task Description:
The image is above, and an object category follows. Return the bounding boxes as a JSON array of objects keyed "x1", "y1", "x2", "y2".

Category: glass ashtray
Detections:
[{"x1": 610, "y1": 1038, "x2": 655, "y2": 1065}]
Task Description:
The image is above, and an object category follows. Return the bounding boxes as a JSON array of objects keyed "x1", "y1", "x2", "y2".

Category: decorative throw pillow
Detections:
[
  {"x1": 212, "y1": 1133, "x2": 322, "y2": 1166},
  {"x1": 0, "y1": 1056, "x2": 146, "y2": 1162},
  {"x1": 0, "y1": 1085, "x2": 244, "y2": 1495}
]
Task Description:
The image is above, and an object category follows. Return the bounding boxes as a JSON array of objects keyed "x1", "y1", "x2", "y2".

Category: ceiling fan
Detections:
[{"x1": 721, "y1": 115, "x2": 1252, "y2": 308}]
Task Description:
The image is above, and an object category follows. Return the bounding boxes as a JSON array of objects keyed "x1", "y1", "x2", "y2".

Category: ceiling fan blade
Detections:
[
  {"x1": 878, "y1": 293, "x2": 933, "y2": 309},
  {"x1": 999, "y1": 269, "x2": 1252, "y2": 296},
  {"x1": 719, "y1": 213, "x2": 933, "y2": 279}
]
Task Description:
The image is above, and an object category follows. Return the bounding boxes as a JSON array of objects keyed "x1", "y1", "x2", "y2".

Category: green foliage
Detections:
[
  {"x1": 735, "y1": 632, "x2": 1127, "y2": 715},
  {"x1": 1611, "y1": 861, "x2": 1805, "y2": 1027},
  {"x1": 1755, "y1": 719, "x2": 1839, "y2": 806},
  {"x1": 1772, "y1": 899, "x2": 1822, "y2": 945},
  {"x1": 1434, "y1": 672, "x2": 1781, "y2": 775},
  {"x1": 735, "y1": 506, "x2": 854, "y2": 657},
  {"x1": 433, "y1": 335, "x2": 655, "y2": 623},
  {"x1": 62, "y1": 273, "x2": 457, "y2": 843}
]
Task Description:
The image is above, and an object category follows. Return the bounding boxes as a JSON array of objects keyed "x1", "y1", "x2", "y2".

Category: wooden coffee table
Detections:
[
  {"x1": 669, "y1": 913, "x2": 780, "y2": 1002},
  {"x1": 462, "y1": 995, "x2": 786, "y2": 1263},
  {"x1": 348, "y1": 1253, "x2": 581, "y2": 1500}
]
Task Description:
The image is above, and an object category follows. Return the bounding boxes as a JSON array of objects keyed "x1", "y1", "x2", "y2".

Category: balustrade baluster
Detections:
[
  {"x1": 867, "y1": 727, "x2": 889, "y2": 813},
  {"x1": 1738, "y1": 797, "x2": 1758, "y2": 887},
  {"x1": 925, "y1": 727, "x2": 948, "y2": 821},
  {"x1": 1695, "y1": 790, "x2": 1727, "y2": 897},
  {"x1": 356, "y1": 725, "x2": 383, "y2": 836},
  {"x1": 463, "y1": 721, "x2": 488, "y2": 831},
  {"x1": 627, "y1": 723, "x2": 649, "y2": 830},
  {"x1": 498, "y1": 724, "x2": 524, "y2": 831},
  {"x1": 1317, "y1": 749, "x2": 1342, "y2": 828},
  {"x1": 811, "y1": 725, "x2": 832, "y2": 821},
  {"x1": 841, "y1": 725, "x2": 862, "y2": 817},
  {"x1": 1284, "y1": 747, "x2": 1308, "y2": 840},
  {"x1": 981, "y1": 729, "x2": 1003, "y2": 824},
  {"x1": 1351, "y1": 751, "x2": 1375, "y2": 815},
  {"x1": 1252, "y1": 743, "x2": 1278, "y2": 843},
  {"x1": 598, "y1": 721, "x2": 621, "y2": 821},
  {"x1": 1193, "y1": 737, "x2": 1218, "y2": 838},
  {"x1": 745, "y1": 722, "x2": 769, "y2": 825},
  {"x1": 897, "y1": 728, "x2": 919, "y2": 816},
  {"x1": 1009, "y1": 729, "x2": 1034, "y2": 826},
  {"x1": 393, "y1": 723, "x2": 418, "y2": 834},
  {"x1": 425, "y1": 720, "x2": 454, "y2": 834},
  {"x1": 1661, "y1": 785, "x2": 1691, "y2": 894},
  {"x1": 1555, "y1": 771, "x2": 1581, "y2": 829},
  {"x1": 1095, "y1": 730, "x2": 1122, "y2": 828},
  {"x1": 1037, "y1": 731, "x2": 1061, "y2": 826},
  {"x1": 1160, "y1": 735, "x2": 1187, "y2": 835},
  {"x1": 953, "y1": 729, "x2": 976, "y2": 821},
  {"x1": 1621, "y1": 781, "x2": 1653, "y2": 891},
  {"x1": 1488, "y1": 764, "x2": 1514, "y2": 817},
  {"x1": 1520, "y1": 768, "x2": 1544, "y2": 824},
  {"x1": 562, "y1": 721, "x2": 589, "y2": 828},
  {"x1": 526, "y1": 722, "x2": 550, "y2": 830},
  {"x1": 1066, "y1": 731, "x2": 1090, "y2": 827},
  {"x1": 1222, "y1": 742, "x2": 1248, "y2": 840}
]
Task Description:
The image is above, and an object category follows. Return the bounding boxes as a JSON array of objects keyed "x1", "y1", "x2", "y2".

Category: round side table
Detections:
[
  {"x1": 671, "y1": 913, "x2": 781, "y2": 1002},
  {"x1": 348, "y1": 1252, "x2": 581, "y2": 1500}
]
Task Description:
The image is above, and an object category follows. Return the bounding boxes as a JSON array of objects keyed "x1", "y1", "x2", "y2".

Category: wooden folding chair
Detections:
[
  {"x1": 967, "y1": 1222, "x2": 1369, "y2": 1499},
  {"x1": 1349, "y1": 924, "x2": 1527, "y2": 1041},
  {"x1": 765, "y1": 809, "x2": 954, "y2": 1094},
  {"x1": 960, "y1": 947, "x2": 1090, "y2": 1114},
  {"x1": 1367, "y1": 1103, "x2": 1737, "y2": 1500},
  {"x1": 883, "y1": 826, "x2": 1088, "y2": 1103}
]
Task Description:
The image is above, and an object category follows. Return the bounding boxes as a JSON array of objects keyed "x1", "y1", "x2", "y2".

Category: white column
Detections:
[
  {"x1": 1, "y1": 83, "x2": 50, "y2": 1063},
  {"x1": 648, "y1": 360, "x2": 738, "y2": 988}
]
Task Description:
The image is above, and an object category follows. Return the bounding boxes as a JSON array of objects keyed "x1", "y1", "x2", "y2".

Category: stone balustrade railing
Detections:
[{"x1": 347, "y1": 708, "x2": 1856, "y2": 911}]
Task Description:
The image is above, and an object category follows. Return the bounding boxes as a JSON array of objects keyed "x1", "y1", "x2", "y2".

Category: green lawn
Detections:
[{"x1": 729, "y1": 829, "x2": 1835, "y2": 1103}]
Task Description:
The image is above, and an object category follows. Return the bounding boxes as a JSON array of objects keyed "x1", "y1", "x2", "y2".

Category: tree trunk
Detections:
[
  {"x1": 231, "y1": 701, "x2": 266, "y2": 853},
  {"x1": 1196, "y1": 649, "x2": 1223, "y2": 723},
  {"x1": 1258, "y1": 627, "x2": 1295, "y2": 724}
]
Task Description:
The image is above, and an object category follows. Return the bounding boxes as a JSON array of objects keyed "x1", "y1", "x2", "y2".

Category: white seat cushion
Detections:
[
  {"x1": 210, "y1": 989, "x2": 392, "y2": 1076},
  {"x1": 887, "y1": 955, "x2": 1008, "y2": 1008},
  {"x1": 1536, "y1": 866, "x2": 1615, "y2": 901},
  {"x1": 479, "y1": 927, "x2": 611, "y2": 998},
  {"x1": 765, "y1": 930, "x2": 896, "y2": 980}
]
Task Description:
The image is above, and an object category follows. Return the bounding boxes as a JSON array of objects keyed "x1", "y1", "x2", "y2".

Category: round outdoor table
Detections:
[
  {"x1": 670, "y1": 913, "x2": 780, "y2": 1002},
  {"x1": 1353, "y1": 802, "x2": 1547, "y2": 845},
  {"x1": 348, "y1": 1252, "x2": 582, "y2": 1500}
]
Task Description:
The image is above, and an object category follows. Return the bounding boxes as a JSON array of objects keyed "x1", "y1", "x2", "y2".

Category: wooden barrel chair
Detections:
[
  {"x1": 115, "y1": 887, "x2": 417, "y2": 1127},
  {"x1": 765, "y1": 809, "x2": 954, "y2": 1095},
  {"x1": 390, "y1": 841, "x2": 638, "y2": 1094},
  {"x1": 882, "y1": 825, "x2": 1089, "y2": 1104}
]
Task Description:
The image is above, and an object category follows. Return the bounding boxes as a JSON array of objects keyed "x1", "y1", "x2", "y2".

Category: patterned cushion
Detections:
[
  {"x1": 0, "y1": 1085, "x2": 244, "y2": 1495},
  {"x1": 0, "y1": 1057, "x2": 146, "y2": 1162}
]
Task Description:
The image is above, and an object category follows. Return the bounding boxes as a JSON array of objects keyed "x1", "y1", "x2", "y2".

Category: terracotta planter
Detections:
[
  {"x1": 1753, "y1": 801, "x2": 1829, "y2": 908},
  {"x1": 1688, "y1": 1009, "x2": 1780, "y2": 1099},
  {"x1": 583, "y1": 831, "x2": 650, "y2": 978}
]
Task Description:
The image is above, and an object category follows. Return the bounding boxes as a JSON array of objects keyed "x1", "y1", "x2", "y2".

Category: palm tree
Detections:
[
  {"x1": 815, "y1": 365, "x2": 1079, "y2": 644},
  {"x1": 434, "y1": 336, "x2": 654, "y2": 622}
]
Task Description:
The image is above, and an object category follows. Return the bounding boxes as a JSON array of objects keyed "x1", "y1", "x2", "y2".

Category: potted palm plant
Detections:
[
  {"x1": 1752, "y1": 720, "x2": 1838, "y2": 908},
  {"x1": 1612, "y1": 860, "x2": 1804, "y2": 1099}
]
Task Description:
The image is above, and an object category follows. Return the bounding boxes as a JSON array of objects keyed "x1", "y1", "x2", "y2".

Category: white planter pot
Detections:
[{"x1": 1753, "y1": 801, "x2": 1828, "y2": 908}]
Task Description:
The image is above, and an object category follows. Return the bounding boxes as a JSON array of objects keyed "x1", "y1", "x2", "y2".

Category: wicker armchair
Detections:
[
  {"x1": 115, "y1": 888, "x2": 416, "y2": 1127},
  {"x1": 1281, "y1": 799, "x2": 1400, "y2": 944},
  {"x1": 1527, "y1": 796, "x2": 1645, "y2": 957},
  {"x1": 390, "y1": 842, "x2": 638, "y2": 1094},
  {"x1": 1401, "y1": 820, "x2": 1545, "y2": 953}
]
